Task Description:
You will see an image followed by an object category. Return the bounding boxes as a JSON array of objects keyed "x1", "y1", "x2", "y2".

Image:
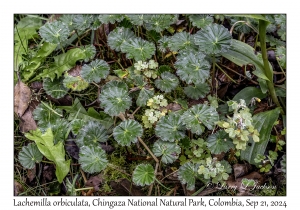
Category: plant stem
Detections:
[
  {"x1": 258, "y1": 20, "x2": 284, "y2": 115},
  {"x1": 215, "y1": 63, "x2": 238, "y2": 84}
]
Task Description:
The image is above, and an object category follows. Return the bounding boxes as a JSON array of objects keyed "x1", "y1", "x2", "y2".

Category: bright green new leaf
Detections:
[
  {"x1": 188, "y1": 15, "x2": 214, "y2": 29},
  {"x1": 175, "y1": 51, "x2": 211, "y2": 84},
  {"x1": 152, "y1": 140, "x2": 181, "y2": 164},
  {"x1": 113, "y1": 119, "x2": 143, "y2": 146},
  {"x1": 107, "y1": 27, "x2": 135, "y2": 51},
  {"x1": 18, "y1": 143, "x2": 43, "y2": 169},
  {"x1": 241, "y1": 108, "x2": 280, "y2": 165},
  {"x1": 121, "y1": 37, "x2": 156, "y2": 61},
  {"x1": 154, "y1": 72, "x2": 179, "y2": 93},
  {"x1": 75, "y1": 121, "x2": 108, "y2": 147},
  {"x1": 194, "y1": 23, "x2": 232, "y2": 55},
  {"x1": 184, "y1": 82, "x2": 210, "y2": 99},
  {"x1": 43, "y1": 77, "x2": 69, "y2": 99},
  {"x1": 80, "y1": 59, "x2": 110, "y2": 83},
  {"x1": 39, "y1": 21, "x2": 70, "y2": 44},
  {"x1": 79, "y1": 145, "x2": 108, "y2": 174},
  {"x1": 132, "y1": 164, "x2": 155, "y2": 186},
  {"x1": 155, "y1": 112, "x2": 186, "y2": 142},
  {"x1": 207, "y1": 130, "x2": 234, "y2": 154},
  {"x1": 25, "y1": 128, "x2": 70, "y2": 183},
  {"x1": 178, "y1": 162, "x2": 199, "y2": 190},
  {"x1": 182, "y1": 104, "x2": 219, "y2": 135}
]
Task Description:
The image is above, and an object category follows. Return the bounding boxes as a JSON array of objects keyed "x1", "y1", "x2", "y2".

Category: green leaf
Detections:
[
  {"x1": 99, "y1": 82, "x2": 132, "y2": 116},
  {"x1": 189, "y1": 15, "x2": 214, "y2": 29},
  {"x1": 126, "y1": 14, "x2": 146, "y2": 26},
  {"x1": 154, "y1": 72, "x2": 179, "y2": 93},
  {"x1": 220, "y1": 39, "x2": 270, "y2": 81},
  {"x1": 168, "y1": 32, "x2": 197, "y2": 52},
  {"x1": 121, "y1": 37, "x2": 156, "y2": 61},
  {"x1": 178, "y1": 162, "x2": 199, "y2": 190},
  {"x1": 207, "y1": 130, "x2": 234, "y2": 154},
  {"x1": 43, "y1": 77, "x2": 69, "y2": 99},
  {"x1": 132, "y1": 164, "x2": 155, "y2": 186},
  {"x1": 98, "y1": 14, "x2": 124, "y2": 24},
  {"x1": 194, "y1": 23, "x2": 232, "y2": 55},
  {"x1": 107, "y1": 27, "x2": 135, "y2": 51},
  {"x1": 175, "y1": 51, "x2": 211, "y2": 84},
  {"x1": 158, "y1": 36, "x2": 170, "y2": 53},
  {"x1": 35, "y1": 48, "x2": 86, "y2": 81},
  {"x1": 23, "y1": 42, "x2": 57, "y2": 81},
  {"x1": 182, "y1": 104, "x2": 218, "y2": 135},
  {"x1": 39, "y1": 21, "x2": 70, "y2": 44},
  {"x1": 144, "y1": 15, "x2": 178, "y2": 32},
  {"x1": 113, "y1": 119, "x2": 143, "y2": 146},
  {"x1": 76, "y1": 121, "x2": 108, "y2": 147},
  {"x1": 275, "y1": 46, "x2": 286, "y2": 69},
  {"x1": 33, "y1": 102, "x2": 62, "y2": 129},
  {"x1": 232, "y1": 86, "x2": 267, "y2": 105},
  {"x1": 18, "y1": 143, "x2": 43, "y2": 169},
  {"x1": 59, "y1": 14, "x2": 75, "y2": 31},
  {"x1": 155, "y1": 112, "x2": 186, "y2": 142},
  {"x1": 63, "y1": 73, "x2": 89, "y2": 91},
  {"x1": 184, "y1": 82, "x2": 210, "y2": 99},
  {"x1": 73, "y1": 14, "x2": 94, "y2": 32},
  {"x1": 137, "y1": 88, "x2": 154, "y2": 107},
  {"x1": 80, "y1": 45, "x2": 96, "y2": 62},
  {"x1": 152, "y1": 140, "x2": 181, "y2": 164},
  {"x1": 241, "y1": 108, "x2": 280, "y2": 165},
  {"x1": 71, "y1": 119, "x2": 85, "y2": 135},
  {"x1": 51, "y1": 118, "x2": 69, "y2": 144},
  {"x1": 66, "y1": 174, "x2": 78, "y2": 196},
  {"x1": 228, "y1": 14, "x2": 270, "y2": 22},
  {"x1": 79, "y1": 145, "x2": 108, "y2": 173},
  {"x1": 25, "y1": 128, "x2": 70, "y2": 183},
  {"x1": 80, "y1": 59, "x2": 110, "y2": 83}
]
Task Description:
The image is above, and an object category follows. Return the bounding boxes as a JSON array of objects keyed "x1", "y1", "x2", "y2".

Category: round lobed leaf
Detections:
[
  {"x1": 132, "y1": 164, "x2": 155, "y2": 186},
  {"x1": 152, "y1": 140, "x2": 181, "y2": 164},
  {"x1": 113, "y1": 119, "x2": 143, "y2": 146},
  {"x1": 155, "y1": 112, "x2": 186, "y2": 142},
  {"x1": 79, "y1": 145, "x2": 108, "y2": 174},
  {"x1": 51, "y1": 118, "x2": 70, "y2": 144},
  {"x1": 126, "y1": 14, "x2": 146, "y2": 26},
  {"x1": 178, "y1": 162, "x2": 199, "y2": 190},
  {"x1": 144, "y1": 15, "x2": 178, "y2": 32},
  {"x1": 154, "y1": 72, "x2": 179, "y2": 93},
  {"x1": 184, "y1": 82, "x2": 210, "y2": 99},
  {"x1": 43, "y1": 77, "x2": 69, "y2": 99},
  {"x1": 98, "y1": 14, "x2": 124, "y2": 24},
  {"x1": 181, "y1": 104, "x2": 219, "y2": 135},
  {"x1": 18, "y1": 143, "x2": 43, "y2": 169},
  {"x1": 59, "y1": 15, "x2": 75, "y2": 31},
  {"x1": 168, "y1": 32, "x2": 197, "y2": 52},
  {"x1": 175, "y1": 51, "x2": 211, "y2": 84},
  {"x1": 73, "y1": 14, "x2": 94, "y2": 32},
  {"x1": 80, "y1": 59, "x2": 110, "y2": 83},
  {"x1": 33, "y1": 102, "x2": 62, "y2": 129},
  {"x1": 207, "y1": 130, "x2": 234, "y2": 154},
  {"x1": 63, "y1": 73, "x2": 89, "y2": 91},
  {"x1": 80, "y1": 45, "x2": 96, "y2": 62},
  {"x1": 194, "y1": 23, "x2": 232, "y2": 55},
  {"x1": 39, "y1": 21, "x2": 70, "y2": 44},
  {"x1": 107, "y1": 27, "x2": 135, "y2": 52},
  {"x1": 137, "y1": 88, "x2": 154, "y2": 107},
  {"x1": 188, "y1": 15, "x2": 214, "y2": 29},
  {"x1": 76, "y1": 121, "x2": 108, "y2": 148}
]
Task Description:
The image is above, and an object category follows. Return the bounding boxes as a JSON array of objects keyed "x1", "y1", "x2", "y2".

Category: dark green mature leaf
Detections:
[
  {"x1": 59, "y1": 14, "x2": 75, "y2": 31},
  {"x1": 39, "y1": 21, "x2": 70, "y2": 44},
  {"x1": 99, "y1": 84, "x2": 132, "y2": 116},
  {"x1": 207, "y1": 130, "x2": 234, "y2": 154},
  {"x1": 102, "y1": 80, "x2": 128, "y2": 92},
  {"x1": 232, "y1": 86, "x2": 267, "y2": 105},
  {"x1": 98, "y1": 14, "x2": 124, "y2": 24},
  {"x1": 43, "y1": 77, "x2": 69, "y2": 99},
  {"x1": 121, "y1": 37, "x2": 156, "y2": 61},
  {"x1": 137, "y1": 88, "x2": 154, "y2": 107},
  {"x1": 182, "y1": 104, "x2": 218, "y2": 135},
  {"x1": 152, "y1": 140, "x2": 181, "y2": 164},
  {"x1": 178, "y1": 162, "x2": 199, "y2": 190},
  {"x1": 126, "y1": 14, "x2": 146, "y2": 26},
  {"x1": 154, "y1": 72, "x2": 179, "y2": 93},
  {"x1": 241, "y1": 108, "x2": 280, "y2": 165},
  {"x1": 168, "y1": 32, "x2": 197, "y2": 52},
  {"x1": 228, "y1": 14, "x2": 270, "y2": 22},
  {"x1": 33, "y1": 102, "x2": 62, "y2": 129},
  {"x1": 158, "y1": 36, "x2": 170, "y2": 53},
  {"x1": 76, "y1": 121, "x2": 108, "y2": 148},
  {"x1": 175, "y1": 51, "x2": 211, "y2": 84},
  {"x1": 194, "y1": 23, "x2": 232, "y2": 55},
  {"x1": 276, "y1": 46, "x2": 286, "y2": 69},
  {"x1": 79, "y1": 145, "x2": 108, "y2": 174},
  {"x1": 73, "y1": 14, "x2": 94, "y2": 32},
  {"x1": 35, "y1": 48, "x2": 86, "y2": 81},
  {"x1": 155, "y1": 112, "x2": 186, "y2": 142},
  {"x1": 107, "y1": 27, "x2": 135, "y2": 51},
  {"x1": 144, "y1": 15, "x2": 178, "y2": 32},
  {"x1": 184, "y1": 82, "x2": 210, "y2": 99},
  {"x1": 132, "y1": 164, "x2": 155, "y2": 186},
  {"x1": 80, "y1": 59, "x2": 110, "y2": 83},
  {"x1": 188, "y1": 15, "x2": 214, "y2": 29},
  {"x1": 80, "y1": 45, "x2": 96, "y2": 62},
  {"x1": 71, "y1": 119, "x2": 85, "y2": 135},
  {"x1": 113, "y1": 120, "x2": 143, "y2": 146},
  {"x1": 18, "y1": 143, "x2": 43, "y2": 169},
  {"x1": 25, "y1": 128, "x2": 70, "y2": 183},
  {"x1": 51, "y1": 118, "x2": 69, "y2": 144}
]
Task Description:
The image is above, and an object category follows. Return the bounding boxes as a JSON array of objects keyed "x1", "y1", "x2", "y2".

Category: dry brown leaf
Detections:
[
  {"x1": 19, "y1": 108, "x2": 37, "y2": 133},
  {"x1": 27, "y1": 166, "x2": 36, "y2": 182},
  {"x1": 14, "y1": 180, "x2": 24, "y2": 196},
  {"x1": 233, "y1": 163, "x2": 252, "y2": 179},
  {"x1": 85, "y1": 175, "x2": 103, "y2": 191},
  {"x1": 14, "y1": 81, "x2": 31, "y2": 117}
]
